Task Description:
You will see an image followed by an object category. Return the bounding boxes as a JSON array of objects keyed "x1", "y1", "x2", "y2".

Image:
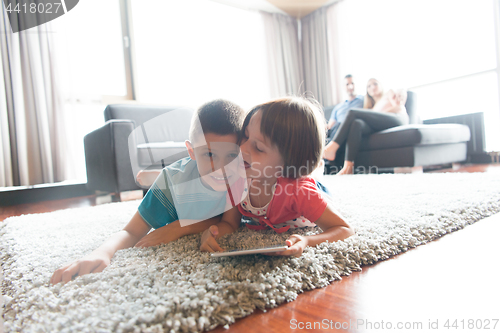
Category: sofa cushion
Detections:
[
  {"x1": 356, "y1": 142, "x2": 468, "y2": 168},
  {"x1": 360, "y1": 124, "x2": 471, "y2": 151},
  {"x1": 137, "y1": 142, "x2": 189, "y2": 168},
  {"x1": 105, "y1": 104, "x2": 193, "y2": 143}
]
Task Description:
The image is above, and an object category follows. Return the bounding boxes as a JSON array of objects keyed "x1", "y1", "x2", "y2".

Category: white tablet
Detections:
[{"x1": 210, "y1": 245, "x2": 288, "y2": 257}]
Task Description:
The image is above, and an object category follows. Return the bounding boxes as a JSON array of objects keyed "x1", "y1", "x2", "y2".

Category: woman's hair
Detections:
[
  {"x1": 241, "y1": 96, "x2": 326, "y2": 179},
  {"x1": 363, "y1": 78, "x2": 383, "y2": 109}
]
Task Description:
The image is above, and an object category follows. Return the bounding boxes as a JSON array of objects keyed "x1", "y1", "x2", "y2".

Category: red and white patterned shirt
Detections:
[{"x1": 238, "y1": 176, "x2": 329, "y2": 233}]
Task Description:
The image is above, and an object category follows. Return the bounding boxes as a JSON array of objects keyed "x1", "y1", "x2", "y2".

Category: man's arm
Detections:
[
  {"x1": 327, "y1": 104, "x2": 339, "y2": 130},
  {"x1": 327, "y1": 119, "x2": 337, "y2": 130}
]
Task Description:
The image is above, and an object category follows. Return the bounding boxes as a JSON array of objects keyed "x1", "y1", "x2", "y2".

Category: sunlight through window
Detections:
[{"x1": 130, "y1": 0, "x2": 271, "y2": 110}]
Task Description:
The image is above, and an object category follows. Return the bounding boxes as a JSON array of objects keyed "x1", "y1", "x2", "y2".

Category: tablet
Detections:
[{"x1": 210, "y1": 244, "x2": 288, "y2": 257}]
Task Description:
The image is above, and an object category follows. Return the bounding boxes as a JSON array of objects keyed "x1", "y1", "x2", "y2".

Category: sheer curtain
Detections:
[
  {"x1": 261, "y1": 12, "x2": 304, "y2": 98},
  {"x1": 0, "y1": 9, "x2": 69, "y2": 187},
  {"x1": 262, "y1": 2, "x2": 345, "y2": 106},
  {"x1": 325, "y1": 2, "x2": 344, "y2": 106},
  {"x1": 301, "y1": 7, "x2": 337, "y2": 106},
  {"x1": 0, "y1": 51, "x2": 13, "y2": 187}
]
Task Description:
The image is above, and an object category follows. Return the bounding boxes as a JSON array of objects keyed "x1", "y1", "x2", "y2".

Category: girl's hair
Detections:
[
  {"x1": 363, "y1": 78, "x2": 384, "y2": 109},
  {"x1": 241, "y1": 96, "x2": 326, "y2": 179}
]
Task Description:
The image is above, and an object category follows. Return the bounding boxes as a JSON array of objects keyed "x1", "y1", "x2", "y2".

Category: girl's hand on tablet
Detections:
[
  {"x1": 200, "y1": 225, "x2": 224, "y2": 253},
  {"x1": 265, "y1": 234, "x2": 308, "y2": 257}
]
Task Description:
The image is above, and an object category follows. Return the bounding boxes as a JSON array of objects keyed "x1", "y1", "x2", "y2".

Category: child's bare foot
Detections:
[
  {"x1": 136, "y1": 170, "x2": 161, "y2": 187},
  {"x1": 337, "y1": 161, "x2": 355, "y2": 175},
  {"x1": 323, "y1": 141, "x2": 339, "y2": 161}
]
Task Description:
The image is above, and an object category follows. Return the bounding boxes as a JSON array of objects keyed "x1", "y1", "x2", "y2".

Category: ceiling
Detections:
[
  {"x1": 211, "y1": 0, "x2": 339, "y2": 18},
  {"x1": 265, "y1": 0, "x2": 333, "y2": 18}
]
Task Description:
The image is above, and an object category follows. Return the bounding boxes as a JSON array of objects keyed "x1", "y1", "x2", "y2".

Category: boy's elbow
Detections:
[{"x1": 345, "y1": 225, "x2": 355, "y2": 237}]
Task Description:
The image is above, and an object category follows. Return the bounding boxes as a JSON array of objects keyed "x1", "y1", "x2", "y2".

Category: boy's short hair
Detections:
[
  {"x1": 189, "y1": 99, "x2": 245, "y2": 144},
  {"x1": 242, "y1": 97, "x2": 326, "y2": 179}
]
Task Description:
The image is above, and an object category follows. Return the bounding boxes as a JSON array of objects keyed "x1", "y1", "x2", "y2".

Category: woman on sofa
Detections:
[{"x1": 323, "y1": 78, "x2": 409, "y2": 175}]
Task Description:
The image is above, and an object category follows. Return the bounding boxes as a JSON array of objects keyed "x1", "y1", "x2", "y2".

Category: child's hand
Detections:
[
  {"x1": 135, "y1": 225, "x2": 175, "y2": 248},
  {"x1": 266, "y1": 235, "x2": 308, "y2": 257},
  {"x1": 200, "y1": 225, "x2": 224, "y2": 253},
  {"x1": 50, "y1": 250, "x2": 111, "y2": 285}
]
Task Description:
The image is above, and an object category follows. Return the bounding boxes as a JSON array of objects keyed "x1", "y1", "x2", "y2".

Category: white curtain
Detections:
[
  {"x1": 261, "y1": 2, "x2": 344, "y2": 107},
  {"x1": 0, "y1": 48, "x2": 13, "y2": 187},
  {"x1": 0, "y1": 8, "x2": 69, "y2": 187},
  {"x1": 261, "y1": 12, "x2": 304, "y2": 98},
  {"x1": 301, "y1": 7, "x2": 336, "y2": 106},
  {"x1": 325, "y1": 2, "x2": 344, "y2": 106}
]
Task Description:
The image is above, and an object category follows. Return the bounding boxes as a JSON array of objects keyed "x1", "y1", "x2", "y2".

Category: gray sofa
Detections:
[
  {"x1": 323, "y1": 92, "x2": 471, "y2": 172},
  {"x1": 84, "y1": 104, "x2": 193, "y2": 194},
  {"x1": 86, "y1": 95, "x2": 472, "y2": 195}
]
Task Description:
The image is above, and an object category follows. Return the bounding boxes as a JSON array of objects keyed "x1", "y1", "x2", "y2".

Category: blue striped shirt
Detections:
[{"x1": 138, "y1": 157, "x2": 227, "y2": 229}]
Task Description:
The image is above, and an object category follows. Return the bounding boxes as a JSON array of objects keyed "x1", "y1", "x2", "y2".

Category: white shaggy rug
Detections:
[{"x1": 2, "y1": 172, "x2": 500, "y2": 332}]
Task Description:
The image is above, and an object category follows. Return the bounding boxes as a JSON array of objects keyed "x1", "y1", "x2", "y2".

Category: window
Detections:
[
  {"x1": 130, "y1": 0, "x2": 271, "y2": 110},
  {"x1": 336, "y1": 0, "x2": 499, "y2": 151},
  {"x1": 51, "y1": 0, "x2": 129, "y2": 180},
  {"x1": 51, "y1": 0, "x2": 270, "y2": 181},
  {"x1": 52, "y1": 0, "x2": 128, "y2": 100}
]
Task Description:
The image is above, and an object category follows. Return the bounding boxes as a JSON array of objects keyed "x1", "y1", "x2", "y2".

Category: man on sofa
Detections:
[{"x1": 326, "y1": 74, "x2": 364, "y2": 141}]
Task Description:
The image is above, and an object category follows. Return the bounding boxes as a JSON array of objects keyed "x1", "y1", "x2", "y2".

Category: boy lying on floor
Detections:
[{"x1": 51, "y1": 99, "x2": 246, "y2": 284}]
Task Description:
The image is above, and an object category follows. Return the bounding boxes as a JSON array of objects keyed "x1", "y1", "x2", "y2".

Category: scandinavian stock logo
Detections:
[{"x1": 2, "y1": 0, "x2": 79, "y2": 33}]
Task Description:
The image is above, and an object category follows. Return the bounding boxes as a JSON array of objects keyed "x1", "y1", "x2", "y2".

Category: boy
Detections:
[{"x1": 51, "y1": 99, "x2": 245, "y2": 284}]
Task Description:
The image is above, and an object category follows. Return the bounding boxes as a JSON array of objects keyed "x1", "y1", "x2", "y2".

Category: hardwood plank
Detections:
[
  {"x1": 0, "y1": 195, "x2": 97, "y2": 222},
  {"x1": 0, "y1": 181, "x2": 93, "y2": 206}
]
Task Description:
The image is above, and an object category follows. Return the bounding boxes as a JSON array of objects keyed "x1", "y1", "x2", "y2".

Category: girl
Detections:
[
  {"x1": 200, "y1": 97, "x2": 354, "y2": 257},
  {"x1": 323, "y1": 78, "x2": 409, "y2": 175}
]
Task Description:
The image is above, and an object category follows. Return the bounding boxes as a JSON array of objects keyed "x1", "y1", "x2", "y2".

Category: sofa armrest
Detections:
[{"x1": 84, "y1": 120, "x2": 139, "y2": 193}]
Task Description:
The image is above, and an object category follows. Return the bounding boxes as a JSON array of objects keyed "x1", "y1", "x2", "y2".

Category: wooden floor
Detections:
[{"x1": 1, "y1": 164, "x2": 499, "y2": 332}]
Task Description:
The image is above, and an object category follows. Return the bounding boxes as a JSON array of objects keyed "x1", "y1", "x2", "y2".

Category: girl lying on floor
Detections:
[{"x1": 199, "y1": 97, "x2": 354, "y2": 257}]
